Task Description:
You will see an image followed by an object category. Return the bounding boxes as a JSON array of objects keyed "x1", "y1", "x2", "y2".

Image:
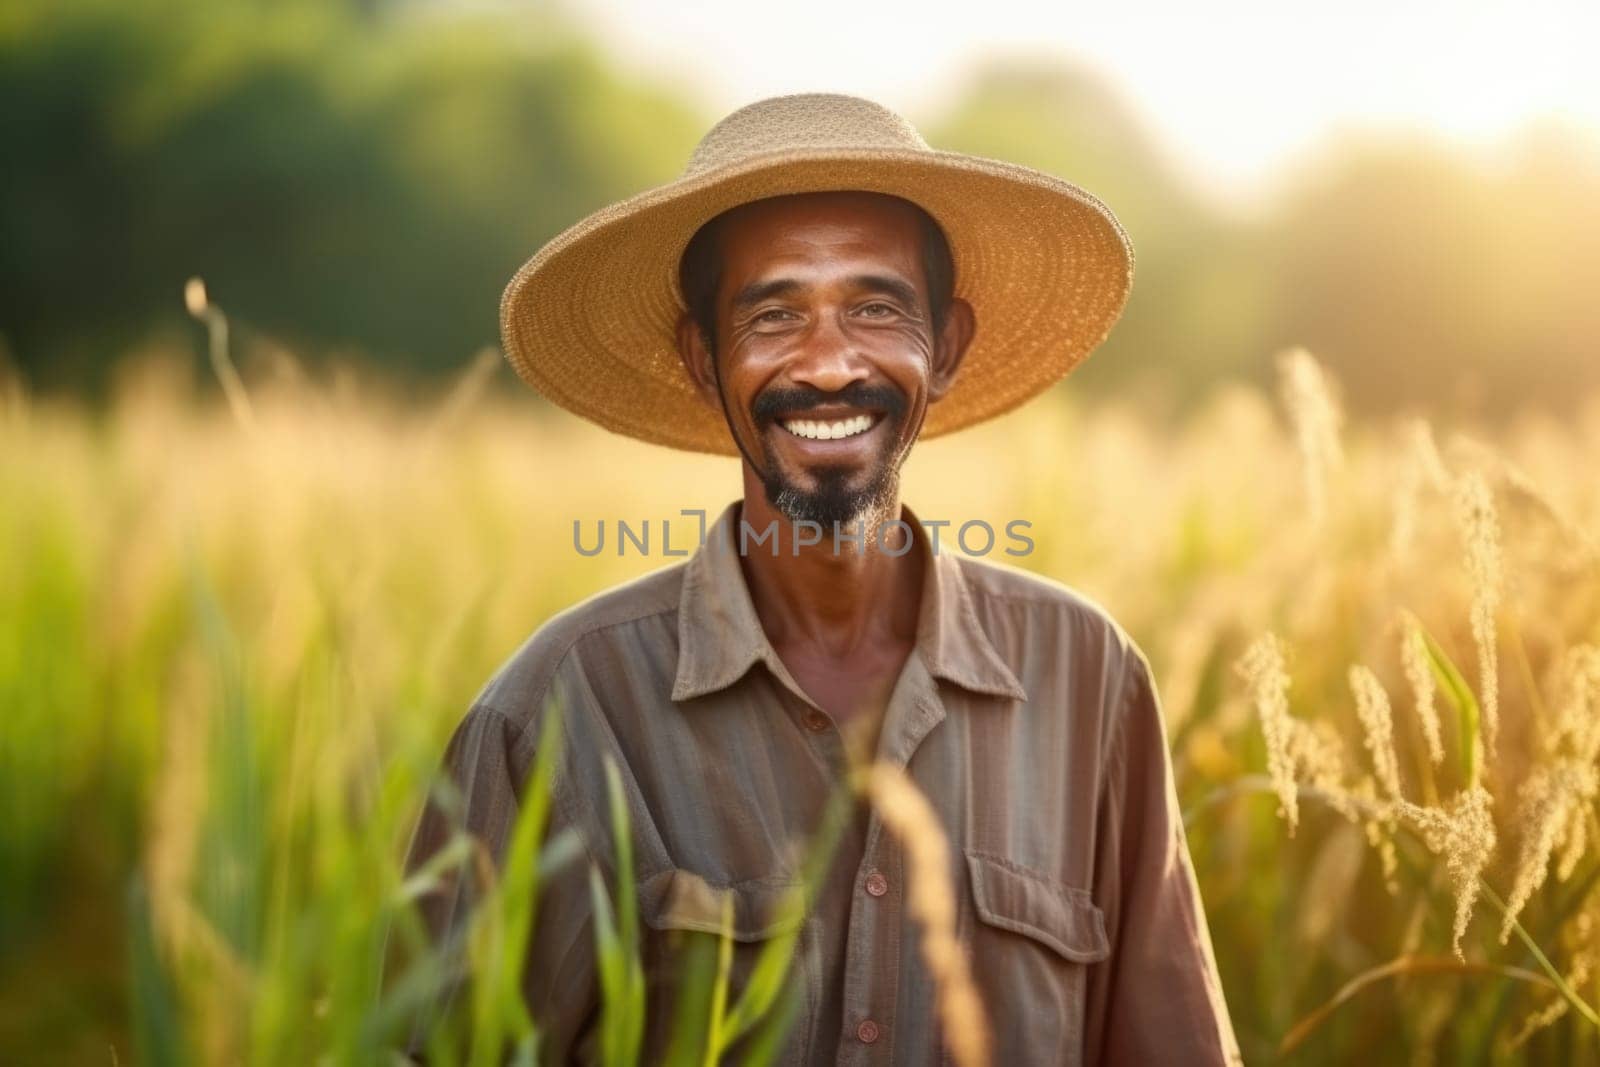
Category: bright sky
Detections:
[{"x1": 569, "y1": 0, "x2": 1600, "y2": 206}]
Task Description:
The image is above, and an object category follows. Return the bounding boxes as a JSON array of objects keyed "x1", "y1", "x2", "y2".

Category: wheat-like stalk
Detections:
[
  {"x1": 1276, "y1": 346, "x2": 1344, "y2": 526},
  {"x1": 1350, "y1": 664, "x2": 1402, "y2": 801},
  {"x1": 1388, "y1": 419, "x2": 1449, "y2": 561},
  {"x1": 858, "y1": 762, "x2": 991, "y2": 1067},
  {"x1": 1394, "y1": 785, "x2": 1498, "y2": 960},
  {"x1": 1451, "y1": 471, "x2": 1502, "y2": 761},
  {"x1": 1551, "y1": 646, "x2": 1600, "y2": 761},
  {"x1": 1238, "y1": 632, "x2": 1301, "y2": 832},
  {"x1": 1501, "y1": 761, "x2": 1597, "y2": 943},
  {"x1": 1245, "y1": 643, "x2": 1501, "y2": 941},
  {"x1": 1499, "y1": 646, "x2": 1600, "y2": 942},
  {"x1": 1506, "y1": 890, "x2": 1600, "y2": 1048},
  {"x1": 1397, "y1": 610, "x2": 1445, "y2": 765}
]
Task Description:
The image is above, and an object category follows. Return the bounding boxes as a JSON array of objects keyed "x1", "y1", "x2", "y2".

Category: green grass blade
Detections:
[
  {"x1": 700, "y1": 895, "x2": 735, "y2": 1067},
  {"x1": 127, "y1": 876, "x2": 188, "y2": 1067},
  {"x1": 597, "y1": 753, "x2": 646, "y2": 1063},
  {"x1": 588, "y1": 862, "x2": 627, "y2": 1064},
  {"x1": 1418, "y1": 625, "x2": 1482, "y2": 788},
  {"x1": 716, "y1": 776, "x2": 854, "y2": 1051},
  {"x1": 739, "y1": 977, "x2": 807, "y2": 1067},
  {"x1": 496, "y1": 698, "x2": 566, "y2": 1040},
  {"x1": 659, "y1": 930, "x2": 718, "y2": 1067}
]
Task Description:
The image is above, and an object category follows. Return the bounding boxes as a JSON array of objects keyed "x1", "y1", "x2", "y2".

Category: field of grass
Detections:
[{"x1": 1, "y1": 345, "x2": 1598, "y2": 1064}]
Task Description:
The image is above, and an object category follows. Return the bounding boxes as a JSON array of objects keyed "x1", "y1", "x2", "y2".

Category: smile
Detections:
[{"x1": 778, "y1": 414, "x2": 877, "y2": 441}]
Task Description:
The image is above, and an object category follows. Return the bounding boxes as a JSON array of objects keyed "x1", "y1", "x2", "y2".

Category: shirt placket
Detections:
[
  {"x1": 829, "y1": 652, "x2": 947, "y2": 1064},
  {"x1": 751, "y1": 632, "x2": 951, "y2": 1063}
]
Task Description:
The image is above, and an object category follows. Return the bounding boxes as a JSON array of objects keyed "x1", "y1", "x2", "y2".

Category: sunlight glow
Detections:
[{"x1": 573, "y1": 0, "x2": 1600, "y2": 204}]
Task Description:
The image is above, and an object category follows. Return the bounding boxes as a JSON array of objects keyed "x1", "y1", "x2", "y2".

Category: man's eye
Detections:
[
  {"x1": 757, "y1": 309, "x2": 794, "y2": 323},
  {"x1": 859, "y1": 302, "x2": 895, "y2": 317}
]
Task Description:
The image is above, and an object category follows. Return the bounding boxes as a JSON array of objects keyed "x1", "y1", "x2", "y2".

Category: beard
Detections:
[
  {"x1": 749, "y1": 381, "x2": 909, "y2": 529},
  {"x1": 762, "y1": 456, "x2": 897, "y2": 528}
]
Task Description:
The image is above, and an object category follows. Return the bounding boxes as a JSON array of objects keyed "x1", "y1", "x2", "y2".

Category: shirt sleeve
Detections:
[
  {"x1": 398, "y1": 702, "x2": 600, "y2": 1064},
  {"x1": 1082, "y1": 651, "x2": 1243, "y2": 1066}
]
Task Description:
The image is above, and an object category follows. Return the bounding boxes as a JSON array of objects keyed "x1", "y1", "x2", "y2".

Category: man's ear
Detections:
[
  {"x1": 927, "y1": 296, "x2": 975, "y2": 403},
  {"x1": 675, "y1": 312, "x2": 721, "y2": 408}
]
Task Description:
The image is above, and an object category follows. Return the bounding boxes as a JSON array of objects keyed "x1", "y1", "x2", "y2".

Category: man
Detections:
[{"x1": 404, "y1": 92, "x2": 1241, "y2": 1065}]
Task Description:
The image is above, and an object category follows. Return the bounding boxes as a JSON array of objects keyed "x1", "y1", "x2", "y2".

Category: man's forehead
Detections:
[
  {"x1": 718, "y1": 191, "x2": 922, "y2": 248},
  {"x1": 716, "y1": 192, "x2": 924, "y2": 279}
]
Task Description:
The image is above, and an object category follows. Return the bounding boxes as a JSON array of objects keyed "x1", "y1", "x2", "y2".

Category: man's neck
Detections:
[{"x1": 734, "y1": 476, "x2": 923, "y2": 665}]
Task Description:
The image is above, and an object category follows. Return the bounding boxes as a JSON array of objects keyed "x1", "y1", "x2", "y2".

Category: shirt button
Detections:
[
  {"x1": 803, "y1": 710, "x2": 829, "y2": 733},
  {"x1": 864, "y1": 870, "x2": 889, "y2": 897},
  {"x1": 857, "y1": 1019, "x2": 881, "y2": 1044}
]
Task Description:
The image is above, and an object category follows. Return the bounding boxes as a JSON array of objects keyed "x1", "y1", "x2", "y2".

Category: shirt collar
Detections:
[{"x1": 671, "y1": 499, "x2": 1027, "y2": 704}]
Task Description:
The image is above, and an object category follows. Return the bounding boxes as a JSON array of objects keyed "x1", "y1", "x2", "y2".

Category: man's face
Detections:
[{"x1": 677, "y1": 191, "x2": 972, "y2": 527}]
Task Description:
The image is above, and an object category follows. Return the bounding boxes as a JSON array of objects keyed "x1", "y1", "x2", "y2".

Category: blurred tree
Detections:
[
  {"x1": 1, "y1": 5, "x2": 1596, "y2": 414},
  {"x1": 1261, "y1": 121, "x2": 1600, "y2": 419},
  {"x1": 0, "y1": 0, "x2": 701, "y2": 391},
  {"x1": 928, "y1": 60, "x2": 1274, "y2": 405}
]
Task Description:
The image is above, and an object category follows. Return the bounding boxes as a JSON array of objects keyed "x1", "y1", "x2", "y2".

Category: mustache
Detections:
[{"x1": 751, "y1": 382, "x2": 908, "y2": 422}]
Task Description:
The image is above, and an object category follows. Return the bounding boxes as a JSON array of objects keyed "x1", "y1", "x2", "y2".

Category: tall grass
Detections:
[
  {"x1": 1, "y1": 336, "x2": 1599, "y2": 1062},
  {"x1": 1223, "y1": 356, "x2": 1600, "y2": 1058}
]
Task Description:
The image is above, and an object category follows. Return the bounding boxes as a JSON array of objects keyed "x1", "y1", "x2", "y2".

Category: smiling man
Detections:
[{"x1": 403, "y1": 93, "x2": 1241, "y2": 1065}]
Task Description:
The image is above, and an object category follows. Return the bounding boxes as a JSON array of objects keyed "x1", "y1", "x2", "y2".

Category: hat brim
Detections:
[{"x1": 499, "y1": 147, "x2": 1134, "y2": 455}]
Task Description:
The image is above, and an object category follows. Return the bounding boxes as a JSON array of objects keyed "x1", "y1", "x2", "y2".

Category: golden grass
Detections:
[{"x1": 3, "y1": 342, "x2": 1600, "y2": 1061}]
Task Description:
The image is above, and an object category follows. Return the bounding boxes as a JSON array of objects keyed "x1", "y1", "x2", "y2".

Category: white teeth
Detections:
[{"x1": 780, "y1": 414, "x2": 874, "y2": 441}]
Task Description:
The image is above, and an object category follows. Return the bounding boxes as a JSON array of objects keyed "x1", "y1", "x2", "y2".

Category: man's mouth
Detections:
[{"x1": 778, "y1": 413, "x2": 879, "y2": 441}]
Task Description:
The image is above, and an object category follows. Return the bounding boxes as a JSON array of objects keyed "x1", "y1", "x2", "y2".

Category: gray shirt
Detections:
[{"x1": 404, "y1": 499, "x2": 1241, "y2": 1065}]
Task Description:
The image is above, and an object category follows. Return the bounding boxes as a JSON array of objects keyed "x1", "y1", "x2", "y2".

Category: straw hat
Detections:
[{"x1": 499, "y1": 92, "x2": 1134, "y2": 455}]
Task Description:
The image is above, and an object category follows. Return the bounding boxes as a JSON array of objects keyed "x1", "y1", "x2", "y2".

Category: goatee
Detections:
[{"x1": 763, "y1": 462, "x2": 896, "y2": 528}]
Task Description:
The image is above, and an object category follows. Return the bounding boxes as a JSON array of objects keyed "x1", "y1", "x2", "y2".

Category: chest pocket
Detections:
[
  {"x1": 635, "y1": 866, "x2": 813, "y2": 1065},
  {"x1": 959, "y1": 849, "x2": 1110, "y2": 1065}
]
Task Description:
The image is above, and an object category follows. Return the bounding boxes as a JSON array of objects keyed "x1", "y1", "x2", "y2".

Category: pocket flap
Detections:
[
  {"x1": 638, "y1": 867, "x2": 806, "y2": 941},
  {"x1": 966, "y1": 850, "x2": 1110, "y2": 963}
]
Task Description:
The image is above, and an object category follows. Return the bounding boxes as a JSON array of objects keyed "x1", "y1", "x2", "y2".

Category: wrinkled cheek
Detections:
[{"x1": 895, "y1": 399, "x2": 931, "y2": 449}]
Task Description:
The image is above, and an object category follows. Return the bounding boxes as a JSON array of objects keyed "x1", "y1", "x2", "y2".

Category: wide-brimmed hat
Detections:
[{"x1": 499, "y1": 92, "x2": 1134, "y2": 455}]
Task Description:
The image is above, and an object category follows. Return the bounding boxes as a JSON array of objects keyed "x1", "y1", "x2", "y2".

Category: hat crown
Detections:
[{"x1": 683, "y1": 93, "x2": 931, "y2": 178}]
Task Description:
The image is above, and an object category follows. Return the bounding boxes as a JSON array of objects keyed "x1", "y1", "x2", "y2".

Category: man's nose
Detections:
[{"x1": 788, "y1": 314, "x2": 870, "y2": 394}]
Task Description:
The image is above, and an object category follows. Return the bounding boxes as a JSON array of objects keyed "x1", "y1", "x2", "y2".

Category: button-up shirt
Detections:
[{"x1": 403, "y1": 499, "x2": 1242, "y2": 1065}]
